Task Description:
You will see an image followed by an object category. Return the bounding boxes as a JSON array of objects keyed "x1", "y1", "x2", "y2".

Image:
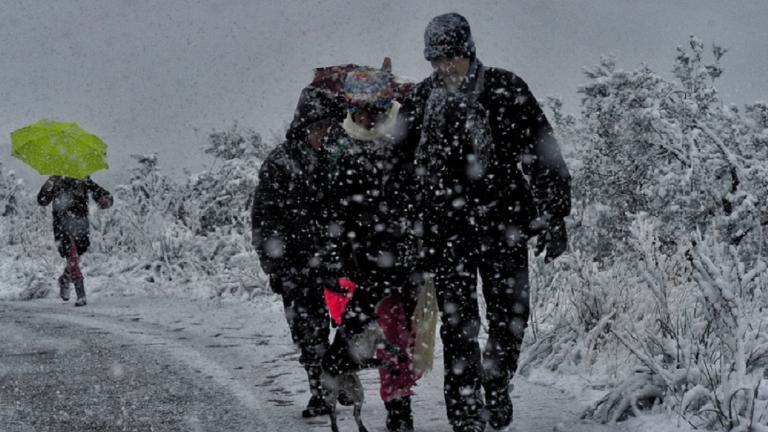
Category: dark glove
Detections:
[{"x1": 534, "y1": 217, "x2": 568, "y2": 263}]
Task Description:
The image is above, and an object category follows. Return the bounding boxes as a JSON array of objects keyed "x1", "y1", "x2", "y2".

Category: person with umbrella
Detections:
[
  {"x1": 11, "y1": 120, "x2": 113, "y2": 306},
  {"x1": 37, "y1": 175, "x2": 112, "y2": 305}
]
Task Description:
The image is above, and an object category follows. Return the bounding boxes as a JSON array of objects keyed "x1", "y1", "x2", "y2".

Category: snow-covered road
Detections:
[{"x1": 0, "y1": 295, "x2": 630, "y2": 432}]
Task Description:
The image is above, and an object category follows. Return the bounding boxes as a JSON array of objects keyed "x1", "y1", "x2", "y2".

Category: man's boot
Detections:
[
  {"x1": 485, "y1": 385, "x2": 513, "y2": 430},
  {"x1": 385, "y1": 396, "x2": 414, "y2": 432},
  {"x1": 58, "y1": 270, "x2": 71, "y2": 302},
  {"x1": 73, "y1": 279, "x2": 87, "y2": 307},
  {"x1": 302, "y1": 366, "x2": 330, "y2": 418}
]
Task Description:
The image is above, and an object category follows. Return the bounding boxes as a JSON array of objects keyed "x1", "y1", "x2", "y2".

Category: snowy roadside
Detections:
[{"x1": 2, "y1": 287, "x2": 691, "y2": 432}]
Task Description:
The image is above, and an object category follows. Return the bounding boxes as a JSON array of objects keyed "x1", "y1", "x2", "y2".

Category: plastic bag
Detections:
[{"x1": 412, "y1": 274, "x2": 438, "y2": 374}]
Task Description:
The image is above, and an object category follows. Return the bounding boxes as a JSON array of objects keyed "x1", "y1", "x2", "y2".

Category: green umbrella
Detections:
[{"x1": 10, "y1": 119, "x2": 108, "y2": 180}]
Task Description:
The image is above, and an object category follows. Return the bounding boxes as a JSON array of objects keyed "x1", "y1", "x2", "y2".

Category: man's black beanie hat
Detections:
[{"x1": 423, "y1": 12, "x2": 476, "y2": 61}]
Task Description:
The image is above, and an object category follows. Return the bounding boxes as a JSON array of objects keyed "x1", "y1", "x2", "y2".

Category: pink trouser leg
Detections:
[
  {"x1": 376, "y1": 294, "x2": 421, "y2": 402},
  {"x1": 67, "y1": 241, "x2": 83, "y2": 281}
]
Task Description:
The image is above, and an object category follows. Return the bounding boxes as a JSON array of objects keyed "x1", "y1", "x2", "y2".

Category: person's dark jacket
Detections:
[
  {"x1": 37, "y1": 176, "x2": 112, "y2": 257},
  {"x1": 401, "y1": 60, "x2": 571, "y2": 260},
  {"x1": 320, "y1": 120, "x2": 421, "y2": 360},
  {"x1": 251, "y1": 137, "x2": 335, "y2": 295},
  {"x1": 326, "y1": 134, "x2": 418, "y2": 289},
  {"x1": 251, "y1": 85, "x2": 347, "y2": 296}
]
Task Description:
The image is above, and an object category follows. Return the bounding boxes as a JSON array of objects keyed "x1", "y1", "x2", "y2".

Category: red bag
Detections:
[{"x1": 324, "y1": 277, "x2": 357, "y2": 325}]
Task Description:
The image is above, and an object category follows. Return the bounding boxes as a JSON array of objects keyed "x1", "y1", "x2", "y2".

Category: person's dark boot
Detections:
[
  {"x1": 73, "y1": 279, "x2": 86, "y2": 307},
  {"x1": 58, "y1": 271, "x2": 71, "y2": 302},
  {"x1": 302, "y1": 394, "x2": 330, "y2": 418},
  {"x1": 485, "y1": 386, "x2": 513, "y2": 430},
  {"x1": 385, "y1": 396, "x2": 414, "y2": 432},
  {"x1": 454, "y1": 419, "x2": 486, "y2": 432},
  {"x1": 302, "y1": 366, "x2": 330, "y2": 418}
]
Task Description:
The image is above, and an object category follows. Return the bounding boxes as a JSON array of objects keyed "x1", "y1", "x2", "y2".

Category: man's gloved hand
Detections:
[{"x1": 534, "y1": 217, "x2": 568, "y2": 263}]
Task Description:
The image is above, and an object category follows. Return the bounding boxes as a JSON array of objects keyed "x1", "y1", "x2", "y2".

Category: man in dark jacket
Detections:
[
  {"x1": 38, "y1": 176, "x2": 113, "y2": 306},
  {"x1": 401, "y1": 13, "x2": 571, "y2": 432},
  {"x1": 251, "y1": 86, "x2": 347, "y2": 418}
]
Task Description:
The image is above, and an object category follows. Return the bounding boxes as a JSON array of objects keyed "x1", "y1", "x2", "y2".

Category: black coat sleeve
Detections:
[
  {"x1": 517, "y1": 82, "x2": 572, "y2": 220},
  {"x1": 251, "y1": 154, "x2": 292, "y2": 276},
  {"x1": 37, "y1": 176, "x2": 58, "y2": 206},
  {"x1": 399, "y1": 80, "x2": 433, "y2": 157},
  {"x1": 86, "y1": 178, "x2": 113, "y2": 208},
  {"x1": 399, "y1": 80, "x2": 435, "y2": 257}
]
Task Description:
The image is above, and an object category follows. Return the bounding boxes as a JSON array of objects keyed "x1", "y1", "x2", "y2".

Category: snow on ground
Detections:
[{"x1": 2, "y1": 269, "x2": 695, "y2": 431}]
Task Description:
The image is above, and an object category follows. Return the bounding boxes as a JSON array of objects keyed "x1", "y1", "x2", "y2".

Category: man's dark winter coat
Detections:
[
  {"x1": 37, "y1": 176, "x2": 112, "y2": 258},
  {"x1": 402, "y1": 61, "x2": 571, "y2": 260}
]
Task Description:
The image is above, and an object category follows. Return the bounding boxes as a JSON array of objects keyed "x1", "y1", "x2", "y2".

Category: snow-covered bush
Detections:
[
  {"x1": 0, "y1": 163, "x2": 21, "y2": 218},
  {"x1": 533, "y1": 36, "x2": 768, "y2": 429},
  {"x1": 87, "y1": 129, "x2": 273, "y2": 298},
  {"x1": 204, "y1": 122, "x2": 271, "y2": 161},
  {"x1": 0, "y1": 164, "x2": 37, "y2": 247},
  {"x1": 0, "y1": 165, "x2": 55, "y2": 300},
  {"x1": 187, "y1": 158, "x2": 261, "y2": 236}
]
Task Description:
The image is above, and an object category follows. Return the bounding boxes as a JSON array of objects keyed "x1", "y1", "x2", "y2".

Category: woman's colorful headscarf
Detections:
[{"x1": 343, "y1": 67, "x2": 396, "y2": 113}]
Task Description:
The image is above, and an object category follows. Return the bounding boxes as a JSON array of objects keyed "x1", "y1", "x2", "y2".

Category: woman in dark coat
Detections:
[
  {"x1": 38, "y1": 175, "x2": 113, "y2": 306},
  {"x1": 321, "y1": 66, "x2": 421, "y2": 432}
]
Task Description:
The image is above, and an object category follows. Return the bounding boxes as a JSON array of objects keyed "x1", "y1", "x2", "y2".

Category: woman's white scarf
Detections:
[{"x1": 342, "y1": 101, "x2": 401, "y2": 142}]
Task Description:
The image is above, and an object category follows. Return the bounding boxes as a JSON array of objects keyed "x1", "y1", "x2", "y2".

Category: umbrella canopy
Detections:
[{"x1": 10, "y1": 119, "x2": 108, "y2": 180}]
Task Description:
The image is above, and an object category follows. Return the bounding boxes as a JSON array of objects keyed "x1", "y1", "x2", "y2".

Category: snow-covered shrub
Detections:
[
  {"x1": 0, "y1": 165, "x2": 30, "y2": 246},
  {"x1": 0, "y1": 166, "x2": 57, "y2": 299},
  {"x1": 204, "y1": 122, "x2": 271, "y2": 161},
  {"x1": 188, "y1": 124, "x2": 270, "y2": 235},
  {"x1": 187, "y1": 158, "x2": 261, "y2": 235},
  {"x1": 86, "y1": 133, "x2": 272, "y2": 298},
  {"x1": 0, "y1": 163, "x2": 21, "y2": 218},
  {"x1": 535, "y1": 36, "x2": 768, "y2": 429}
]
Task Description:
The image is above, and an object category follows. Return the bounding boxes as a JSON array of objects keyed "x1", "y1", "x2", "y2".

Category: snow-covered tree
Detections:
[
  {"x1": 189, "y1": 123, "x2": 272, "y2": 235},
  {"x1": 536, "y1": 36, "x2": 768, "y2": 429}
]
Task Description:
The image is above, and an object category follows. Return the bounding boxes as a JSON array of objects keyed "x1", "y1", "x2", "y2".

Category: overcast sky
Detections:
[{"x1": 2, "y1": 0, "x2": 767, "y2": 188}]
